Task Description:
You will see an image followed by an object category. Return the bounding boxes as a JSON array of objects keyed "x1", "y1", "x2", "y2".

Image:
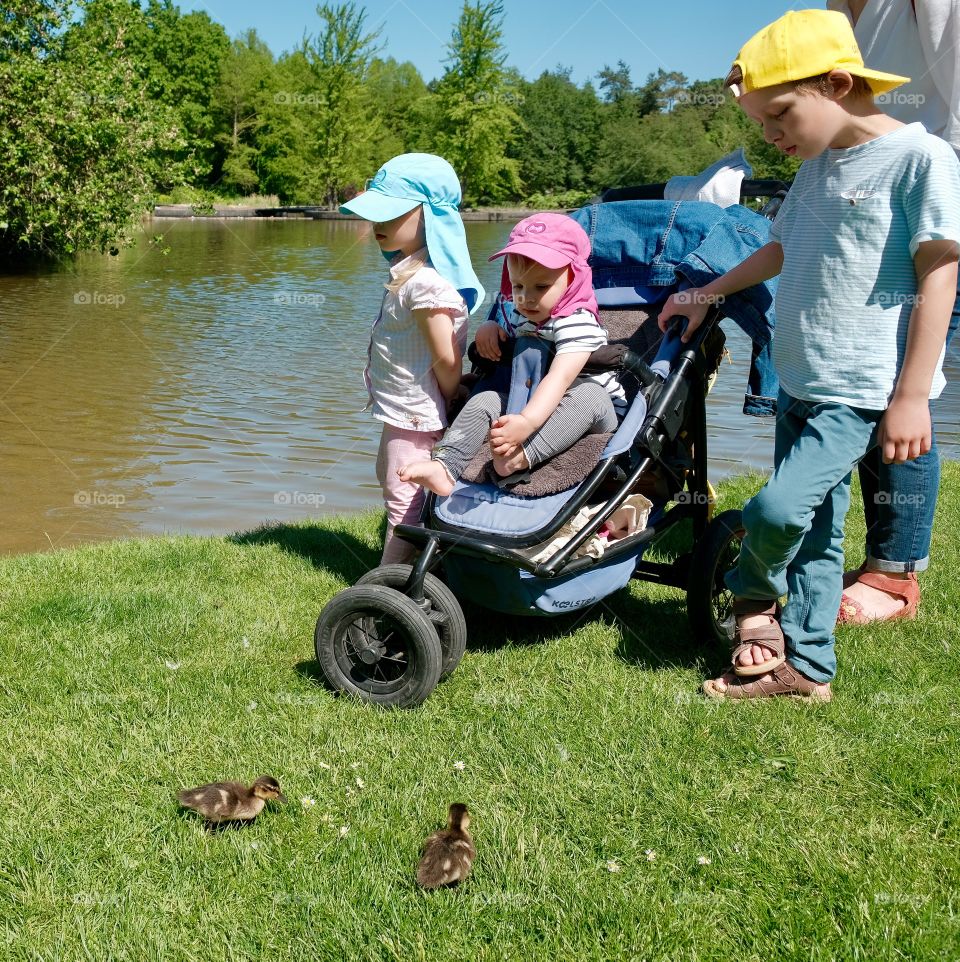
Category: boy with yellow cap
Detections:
[{"x1": 659, "y1": 9, "x2": 960, "y2": 700}]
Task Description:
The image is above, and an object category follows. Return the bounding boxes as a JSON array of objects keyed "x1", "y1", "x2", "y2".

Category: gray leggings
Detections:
[{"x1": 434, "y1": 382, "x2": 618, "y2": 480}]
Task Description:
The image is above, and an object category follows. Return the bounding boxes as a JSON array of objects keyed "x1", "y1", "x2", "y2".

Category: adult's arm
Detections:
[{"x1": 880, "y1": 238, "x2": 960, "y2": 462}]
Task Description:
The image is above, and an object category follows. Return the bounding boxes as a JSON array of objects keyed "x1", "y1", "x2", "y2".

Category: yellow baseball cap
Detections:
[{"x1": 730, "y1": 9, "x2": 909, "y2": 96}]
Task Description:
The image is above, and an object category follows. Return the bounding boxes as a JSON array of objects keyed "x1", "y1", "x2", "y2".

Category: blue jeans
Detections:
[
  {"x1": 726, "y1": 390, "x2": 883, "y2": 683},
  {"x1": 855, "y1": 298, "x2": 959, "y2": 572},
  {"x1": 855, "y1": 424, "x2": 938, "y2": 572}
]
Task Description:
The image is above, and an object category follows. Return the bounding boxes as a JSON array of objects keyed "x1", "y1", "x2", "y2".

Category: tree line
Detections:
[{"x1": 1, "y1": 0, "x2": 799, "y2": 261}]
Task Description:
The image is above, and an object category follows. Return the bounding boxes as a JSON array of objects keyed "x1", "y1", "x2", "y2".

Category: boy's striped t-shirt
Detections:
[
  {"x1": 769, "y1": 122, "x2": 960, "y2": 409},
  {"x1": 504, "y1": 308, "x2": 628, "y2": 416}
]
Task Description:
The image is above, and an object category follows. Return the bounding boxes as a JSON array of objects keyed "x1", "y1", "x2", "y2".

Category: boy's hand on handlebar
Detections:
[
  {"x1": 658, "y1": 290, "x2": 710, "y2": 342},
  {"x1": 878, "y1": 398, "x2": 932, "y2": 464},
  {"x1": 475, "y1": 321, "x2": 507, "y2": 361},
  {"x1": 490, "y1": 414, "x2": 532, "y2": 451}
]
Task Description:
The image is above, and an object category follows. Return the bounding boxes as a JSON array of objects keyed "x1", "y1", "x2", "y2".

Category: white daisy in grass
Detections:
[
  {"x1": 300, "y1": 796, "x2": 316, "y2": 808},
  {"x1": 339, "y1": 825, "x2": 349, "y2": 838},
  {"x1": 605, "y1": 860, "x2": 621, "y2": 873},
  {"x1": 645, "y1": 849, "x2": 657, "y2": 861},
  {"x1": 163, "y1": 660, "x2": 181, "y2": 670},
  {"x1": 318, "y1": 762, "x2": 331, "y2": 770},
  {"x1": 355, "y1": 777, "x2": 365, "y2": 789},
  {"x1": 241, "y1": 637, "x2": 250, "y2": 648},
  {"x1": 453, "y1": 761, "x2": 466, "y2": 771},
  {"x1": 697, "y1": 855, "x2": 712, "y2": 866}
]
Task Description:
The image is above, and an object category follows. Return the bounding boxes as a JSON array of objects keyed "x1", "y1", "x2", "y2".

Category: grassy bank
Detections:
[{"x1": 1, "y1": 468, "x2": 958, "y2": 960}]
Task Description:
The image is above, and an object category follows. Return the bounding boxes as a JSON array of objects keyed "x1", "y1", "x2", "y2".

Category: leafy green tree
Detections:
[
  {"x1": 432, "y1": 1, "x2": 521, "y2": 205},
  {"x1": 593, "y1": 68, "x2": 801, "y2": 193},
  {"x1": 213, "y1": 29, "x2": 275, "y2": 194},
  {"x1": 366, "y1": 56, "x2": 428, "y2": 158},
  {"x1": 123, "y1": 0, "x2": 231, "y2": 184},
  {"x1": 257, "y1": 5, "x2": 381, "y2": 206},
  {"x1": 597, "y1": 61, "x2": 633, "y2": 105},
  {"x1": 0, "y1": 0, "x2": 183, "y2": 259},
  {"x1": 512, "y1": 68, "x2": 602, "y2": 198},
  {"x1": 299, "y1": 2, "x2": 382, "y2": 207},
  {"x1": 678, "y1": 79, "x2": 801, "y2": 182},
  {"x1": 256, "y1": 50, "x2": 313, "y2": 203}
]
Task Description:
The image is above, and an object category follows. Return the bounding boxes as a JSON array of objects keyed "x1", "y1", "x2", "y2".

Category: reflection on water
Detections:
[{"x1": 0, "y1": 219, "x2": 957, "y2": 555}]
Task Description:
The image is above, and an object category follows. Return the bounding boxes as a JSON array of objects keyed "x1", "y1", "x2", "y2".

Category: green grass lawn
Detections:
[{"x1": 1, "y1": 467, "x2": 958, "y2": 961}]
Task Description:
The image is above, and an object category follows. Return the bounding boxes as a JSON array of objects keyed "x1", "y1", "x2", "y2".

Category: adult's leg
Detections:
[
  {"x1": 860, "y1": 429, "x2": 938, "y2": 573},
  {"x1": 846, "y1": 290, "x2": 959, "y2": 619},
  {"x1": 377, "y1": 424, "x2": 444, "y2": 565},
  {"x1": 847, "y1": 412, "x2": 938, "y2": 620}
]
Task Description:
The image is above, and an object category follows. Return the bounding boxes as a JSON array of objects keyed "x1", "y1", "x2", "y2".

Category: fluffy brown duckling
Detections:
[
  {"x1": 176, "y1": 775, "x2": 287, "y2": 825},
  {"x1": 416, "y1": 803, "x2": 476, "y2": 889}
]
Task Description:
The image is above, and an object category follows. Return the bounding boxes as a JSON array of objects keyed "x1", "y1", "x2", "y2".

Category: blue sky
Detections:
[{"x1": 176, "y1": 0, "x2": 807, "y2": 86}]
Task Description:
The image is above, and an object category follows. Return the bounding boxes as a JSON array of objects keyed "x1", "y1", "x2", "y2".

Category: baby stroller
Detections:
[{"x1": 315, "y1": 181, "x2": 788, "y2": 707}]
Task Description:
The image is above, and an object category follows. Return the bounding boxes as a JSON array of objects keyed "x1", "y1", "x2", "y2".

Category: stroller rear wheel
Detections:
[
  {"x1": 355, "y1": 564, "x2": 467, "y2": 680},
  {"x1": 314, "y1": 585, "x2": 442, "y2": 708},
  {"x1": 686, "y1": 509, "x2": 744, "y2": 646}
]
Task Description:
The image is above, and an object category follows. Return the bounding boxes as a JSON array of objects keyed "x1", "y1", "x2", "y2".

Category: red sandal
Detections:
[
  {"x1": 837, "y1": 571, "x2": 919, "y2": 626},
  {"x1": 731, "y1": 598, "x2": 785, "y2": 677}
]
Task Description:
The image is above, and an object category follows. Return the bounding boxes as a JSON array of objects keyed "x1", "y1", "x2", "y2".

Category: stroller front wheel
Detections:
[
  {"x1": 314, "y1": 584, "x2": 443, "y2": 708},
  {"x1": 355, "y1": 564, "x2": 467, "y2": 680},
  {"x1": 686, "y1": 509, "x2": 745, "y2": 646}
]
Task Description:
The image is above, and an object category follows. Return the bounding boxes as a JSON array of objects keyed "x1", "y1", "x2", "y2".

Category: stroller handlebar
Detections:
[{"x1": 599, "y1": 179, "x2": 791, "y2": 204}]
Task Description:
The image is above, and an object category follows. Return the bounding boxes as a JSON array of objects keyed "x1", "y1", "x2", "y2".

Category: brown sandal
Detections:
[
  {"x1": 731, "y1": 598, "x2": 785, "y2": 677},
  {"x1": 703, "y1": 663, "x2": 832, "y2": 702},
  {"x1": 837, "y1": 571, "x2": 919, "y2": 626}
]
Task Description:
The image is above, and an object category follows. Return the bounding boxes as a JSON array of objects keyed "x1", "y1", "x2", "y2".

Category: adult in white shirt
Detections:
[
  {"x1": 828, "y1": 0, "x2": 959, "y2": 155},
  {"x1": 828, "y1": 0, "x2": 960, "y2": 623}
]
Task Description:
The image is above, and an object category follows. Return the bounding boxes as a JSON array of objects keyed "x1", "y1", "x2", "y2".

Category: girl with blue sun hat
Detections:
[{"x1": 340, "y1": 153, "x2": 485, "y2": 564}]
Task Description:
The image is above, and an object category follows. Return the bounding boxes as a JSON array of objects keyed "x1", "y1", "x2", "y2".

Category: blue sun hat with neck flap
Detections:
[{"x1": 340, "y1": 153, "x2": 485, "y2": 314}]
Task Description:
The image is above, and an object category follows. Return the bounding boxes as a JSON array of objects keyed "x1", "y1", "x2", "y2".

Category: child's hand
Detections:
[
  {"x1": 475, "y1": 321, "x2": 507, "y2": 360},
  {"x1": 878, "y1": 398, "x2": 932, "y2": 463},
  {"x1": 490, "y1": 414, "x2": 532, "y2": 451},
  {"x1": 658, "y1": 290, "x2": 710, "y2": 342}
]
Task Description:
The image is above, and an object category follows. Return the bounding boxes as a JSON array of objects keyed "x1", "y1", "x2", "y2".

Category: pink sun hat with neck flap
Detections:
[{"x1": 489, "y1": 212, "x2": 598, "y2": 320}]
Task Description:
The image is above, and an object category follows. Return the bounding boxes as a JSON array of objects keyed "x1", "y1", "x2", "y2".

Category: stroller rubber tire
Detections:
[
  {"x1": 686, "y1": 508, "x2": 745, "y2": 647},
  {"x1": 355, "y1": 564, "x2": 467, "y2": 681},
  {"x1": 314, "y1": 584, "x2": 443, "y2": 708}
]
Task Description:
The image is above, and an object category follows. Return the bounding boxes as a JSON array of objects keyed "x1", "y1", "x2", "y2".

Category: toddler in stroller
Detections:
[
  {"x1": 399, "y1": 213, "x2": 626, "y2": 497},
  {"x1": 315, "y1": 187, "x2": 783, "y2": 707}
]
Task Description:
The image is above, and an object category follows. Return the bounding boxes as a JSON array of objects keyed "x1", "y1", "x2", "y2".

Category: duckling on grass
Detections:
[
  {"x1": 176, "y1": 775, "x2": 287, "y2": 826},
  {"x1": 416, "y1": 803, "x2": 475, "y2": 889}
]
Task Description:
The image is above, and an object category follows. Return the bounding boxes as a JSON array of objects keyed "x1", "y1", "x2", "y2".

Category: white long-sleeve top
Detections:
[{"x1": 828, "y1": 0, "x2": 960, "y2": 156}]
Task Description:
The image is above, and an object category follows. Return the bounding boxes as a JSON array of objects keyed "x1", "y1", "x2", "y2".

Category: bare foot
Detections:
[
  {"x1": 491, "y1": 446, "x2": 529, "y2": 478},
  {"x1": 397, "y1": 459, "x2": 455, "y2": 497},
  {"x1": 842, "y1": 576, "x2": 908, "y2": 620},
  {"x1": 734, "y1": 613, "x2": 778, "y2": 670}
]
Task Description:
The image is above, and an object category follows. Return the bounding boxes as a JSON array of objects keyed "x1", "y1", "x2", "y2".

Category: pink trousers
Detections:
[{"x1": 376, "y1": 423, "x2": 444, "y2": 565}]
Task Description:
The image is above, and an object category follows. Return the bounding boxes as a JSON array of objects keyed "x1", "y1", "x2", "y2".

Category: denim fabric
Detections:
[
  {"x1": 857, "y1": 429, "x2": 938, "y2": 572},
  {"x1": 726, "y1": 390, "x2": 883, "y2": 683},
  {"x1": 570, "y1": 201, "x2": 779, "y2": 417},
  {"x1": 853, "y1": 289, "x2": 960, "y2": 570}
]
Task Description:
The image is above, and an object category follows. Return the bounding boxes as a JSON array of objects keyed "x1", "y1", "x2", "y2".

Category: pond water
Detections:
[{"x1": 1, "y1": 218, "x2": 957, "y2": 555}]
